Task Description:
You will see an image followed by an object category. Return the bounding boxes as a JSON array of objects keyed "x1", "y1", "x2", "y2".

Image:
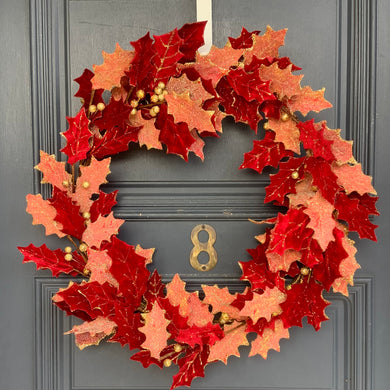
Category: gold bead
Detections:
[
  {"x1": 154, "y1": 87, "x2": 162, "y2": 95},
  {"x1": 79, "y1": 243, "x2": 88, "y2": 252},
  {"x1": 174, "y1": 344, "x2": 183, "y2": 353},
  {"x1": 130, "y1": 99, "x2": 139, "y2": 108},
  {"x1": 136, "y1": 90, "x2": 145, "y2": 99},
  {"x1": 286, "y1": 284, "x2": 292, "y2": 290},
  {"x1": 89, "y1": 105, "x2": 97, "y2": 113},
  {"x1": 272, "y1": 312, "x2": 279, "y2": 317},
  {"x1": 151, "y1": 105, "x2": 160, "y2": 115},
  {"x1": 220, "y1": 312, "x2": 230, "y2": 322},
  {"x1": 263, "y1": 122, "x2": 269, "y2": 130},
  {"x1": 82, "y1": 212, "x2": 91, "y2": 219},
  {"x1": 291, "y1": 171, "x2": 299, "y2": 179},
  {"x1": 150, "y1": 94, "x2": 159, "y2": 103},
  {"x1": 281, "y1": 112, "x2": 289, "y2": 122},
  {"x1": 157, "y1": 81, "x2": 165, "y2": 90},
  {"x1": 158, "y1": 93, "x2": 165, "y2": 101},
  {"x1": 163, "y1": 359, "x2": 172, "y2": 368},
  {"x1": 97, "y1": 102, "x2": 105, "y2": 111},
  {"x1": 300, "y1": 267, "x2": 310, "y2": 276},
  {"x1": 62, "y1": 180, "x2": 69, "y2": 188},
  {"x1": 163, "y1": 89, "x2": 168, "y2": 96},
  {"x1": 64, "y1": 246, "x2": 72, "y2": 254},
  {"x1": 82, "y1": 181, "x2": 90, "y2": 189},
  {"x1": 130, "y1": 108, "x2": 137, "y2": 116},
  {"x1": 64, "y1": 253, "x2": 73, "y2": 261},
  {"x1": 83, "y1": 268, "x2": 90, "y2": 276}
]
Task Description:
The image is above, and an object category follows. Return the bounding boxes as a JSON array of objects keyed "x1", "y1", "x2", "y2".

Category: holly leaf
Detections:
[
  {"x1": 298, "y1": 120, "x2": 335, "y2": 162},
  {"x1": 249, "y1": 319, "x2": 289, "y2": 359},
  {"x1": 239, "y1": 287, "x2": 286, "y2": 323},
  {"x1": 177, "y1": 21, "x2": 207, "y2": 63},
  {"x1": 140, "y1": 301, "x2": 171, "y2": 359},
  {"x1": 61, "y1": 108, "x2": 92, "y2": 165},
  {"x1": 131, "y1": 350, "x2": 164, "y2": 369},
  {"x1": 171, "y1": 345, "x2": 209, "y2": 390},
  {"x1": 85, "y1": 249, "x2": 118, "y2": 287},
  {"x1": 165, "y1": 91, "x2": 216, "y2": 135},
  {"x1": 244, "y1": 26, "x2": 287, "y2": 65},
  {"x1": 176, "y1": 323, "x2": 224, "y2": 348},
  {"x1": 186, "y1": 294, "x2": 214, "y2": 327},
  {"x1": 229, "y1": 27, "x2": 260, "y2": 49},
  {"x1": 280, "y1": 278, "x2": 330, "y2": 331},
  {"x1": 135, "y1": 245, "x2": 155, "y2": 265},
  {"x1": 166, "y1": 73, "x2": 214, "y2": 102},
  {"x1": 18, "y1": 243, "x2": 85, "y2": 277},
  {"x1": 208, "y1": 323, "x2": 248, "y2": 364},
  {"x1": 155, "y1": 104, "x2": 196, "y2": 160},
  {"x1": 92, "y1": 98, "x2": 132, "y2": 133},
  {"x1": 286, "y1": 86, "x2": 332, "y2": 115},
  {"x1": 89, "y1": 190, "x2": 118, "y2": 223},
  {"x1": 129, "y1": 111, "x2": 162, "y2": 150},
  {"x1": 202, "y1": 285, "x2": 240, "y2": 319},
  {"x1": 82, "y1": 212, "x2": 124, "y2": 249},
  {"x1": 240, "y1": 131, "x2": 293, "y2": 174},
  {"x1": 267, "y1": 116, "x2": 301, "y2": 154},
  {"x1": 332, "y1": 163, "x2": 377, "y2": 195},
  {"x1": 188, "y1": 129, "x2": 206, "y2": 160},
  {"x1": 143, "y1": 270, "x2": 165, "y2": 310},
  {"x1": 288, "y1": 174, "x2": 316, "y2": 208},
  {"x1": 65, "y1": 316, "x2": 117, "y2": 350},
  {"x1": 303, "y1": 191, "x2": 336, "y2": 251},
  {"x1": 266, "y1": 250, "x2": 302, "y2": 274},
  {"x1": 35, "y1": 151, "x2": 72, "y2": 194},
  {"x1": 335, "y1": 191, "x2": 379, "y2": 240},
  {"x1": 73, "y1": 157, "x2": 111, "y2": 213},
  {"x1": 92, "y1": 43, "x2": 134, "y2": 90},
  {"x1": 74, "y1": 68, "x2": 104, "y2": 111}
]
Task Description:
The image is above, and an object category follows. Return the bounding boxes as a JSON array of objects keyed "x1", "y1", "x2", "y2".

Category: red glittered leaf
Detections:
[
  {"x1": 106, "y1": 237, "x2": 150, "y2": 305},
  {"x1": 298, "y1": 120, "x2": 335, "y2": 162},
  {"x1": 177, "y1": 21, "x2": 207, "y2": 63},
  {"x1": 131, "y1": 350, "x2": 164, "y2": 369},
  {"x1": 61, "y1": 108, "x2": 92, "y2": 165},
  {"x1": 265, "y1": 157, "x2": 306, "y2": 204},
  {"x1": 171, "y1": 345, "x2": 210, "y2": 390},
  {"x1": 18, "y1": 243, "x2": 85, "y2": 277},
  {"x1": 240, "y1": 131, "x2": 293, "y2": 174},
  {"x1": 92, "y1": 43, "x2": 134, "y2": 90},
  {"x1": 313, "y1": 228, "x2": 347, "y2": 290},
  {"x1": 176, "y1": 323, "x2": 224, "y2": 348},
  {"x1": 280, "y1": 277, "x2": 330, "y2": 331},
  {"x1": 229, "y1": 27, "x2": 260, "y2": 49},
  {"x1": 92, "y1": 98, "x2": 132, "y2": 133},
  {"x1": 89, "y1": 190, "x2": 118, "y2": 223},
  {"x1": 74, "y1": 68, "x2": 104, "y2": 111},
  {"x1": 65, "y1": 316, "x2": 117, "y2": 350},
  {"x1": 82, "y1": 212, "x2": 124, "y2": 249},
  {"x1": 50, "y1": 188, "x2": 86, "y2": 239},
  {"x1": 335, "y1": 192, "x2": 379, "y2": 241},
  {"x1": 155, "y1": 104, "x2": 196, "y2": 161},
  {"x1": 143, "y1": 270, "x2": 166, "y2": 310}
]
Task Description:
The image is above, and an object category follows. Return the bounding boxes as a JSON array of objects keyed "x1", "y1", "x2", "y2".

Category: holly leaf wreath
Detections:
[{"x1": 18, "y1": 22, "x2": 379, "y2": 389}]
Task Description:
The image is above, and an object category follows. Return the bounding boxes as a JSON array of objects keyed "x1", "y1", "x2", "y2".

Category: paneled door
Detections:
[{"x1": 1, "y1": 0, "x2": 389, "y2": 389}]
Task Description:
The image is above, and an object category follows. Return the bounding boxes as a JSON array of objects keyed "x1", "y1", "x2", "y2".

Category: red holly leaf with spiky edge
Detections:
[
  {"x1": 298, "y1": 119, "x2": 335, "y2": 162},
  {"x1": 280, "y1": 277, "x2": 330, "y2": 331},
  {"x1": 170, "y1": 345, "x2": 210, "y2": 390},
  {"x1": 240, "y1": 131, "x2": 293, "y2": 174},
  {"x1": 335, "y1": 191, "x2": 379, "y2": 241},
  {"x1": 176, "y1": 323, "x2": 224, "y2": 348},
  {"x1": 177, "y1": 21, "x2": 207, "y2": 63},
  {"x1": 49, "y1": 188, "x2": 86, "y2": 239},
  {"x1": 18, "y1": 243, "x2": 85, "y2": 277},
  {"x1": 106, "y1": 236, "x2": 150, "y2": 305},
  {"x1": 313, "y1": 228, "x2": 347, "y2": 291},
  {"x1": 143, "y1": 270, "x2": 166, "y2": 311},
  {"x1": 155, "y1": 104, "x2": 196, "y2": 161},
  {"x1": 92, "y1": 43, "x2": 134, "y2": 90},
  {"x1": 229, "y1": 27, "x2": 260, "y2": 49},
  {"x1": 131, "y1": 349, "x2": 164, "y2": 369},
  {"x1": 89, "y1": 190, "x2": 118, "y2": 223},
  {"x1": 92, "y1": 98, "x2": 132, "y2": 133},
  {"x1": 61, "y1": 108, "x2": 92, "y2": 165},
  {"x1": 265, "y1": 157, "x2": 306, "y2": 204},
  {"x1": 74, "y1": 68, "x2": 104, "y2": 111}
]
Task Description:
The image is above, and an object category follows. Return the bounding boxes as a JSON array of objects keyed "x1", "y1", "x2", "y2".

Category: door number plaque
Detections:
[{"x1": 190, "y1": 224, "x2": 218, "y2": 272}]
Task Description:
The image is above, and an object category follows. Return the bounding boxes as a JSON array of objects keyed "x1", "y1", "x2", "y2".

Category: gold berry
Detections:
[
  {"x1": 136, "y1": 90, "x2": 145, "y2": 99},
  {"x1": 64, "y1": 253, "x2": 73, "y2": 261},
  {"x1": 286, "y1": 284, "x2": 292, "y2": 290},
  {"x1": 151, "y1": 106, "x2": 160, "y2": 114},
  {"x1": 150, "y1": 94, "x2": 159, "y2": 103},
  {"x1": 130, "y1": 108, "x2": 137, "y2": 116},
  {"x1": 130, "y1": 99, "x2": 139, "y2": 108},
  {"x1": 220, "y1": 312, "x2": 230, "y2": 323},
  {"x1": 291, "y1": 171, "x2": 299, "y2": 179},
  {"x1": 157, "y1": 81, "x2": 165, "y2": 90},
  {"x1": 88, "y1": 104, "x2": 97, "y2": 113},
  {"x1": 163, "y1": 90, "x2": 168, "y2": 96},
  {"x1": 82, "y1": 211, "x2": 91, "y2": 219},
  {"x1": 300, "y1": 267, "x2": 310, "y2": 276},
  {"x1": 154, "y1": 87, "x2": 162, "y2": 95},
  {"x1": 64, "y1": 246, "x2": 72, "y2": 254},
  {"x1": 79, "y1": 243, "x2": 88, "y2": 252},
  {"x1": 174, "y1": 344, "x2": 183, "y2": 353},
  {"x1": 62, "y1": 180, "x2": 69, "y2": 188},
  {"x1": 163, "y1": 359, "x2": 172, "y2": 368},
  {"x1": 97, "y1": 102, "x2": 105, "y2": 111},
  {"x1": 158, "y1": 93, "x2": 165, "y2": 102},
  {"x1": 263, "y1": 122, "x2": 270, "y2": 130},
  {"x1": 82, "y1": 181, "x2": 90, "y2": 189},
  {"x1": 281, "y1": 112, "x2": 289, "y2": 122}
]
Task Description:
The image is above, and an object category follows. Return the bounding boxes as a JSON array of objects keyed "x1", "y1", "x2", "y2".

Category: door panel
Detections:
[{"x1": 1, "y1": 0, "x2": 389, "y2": 389}]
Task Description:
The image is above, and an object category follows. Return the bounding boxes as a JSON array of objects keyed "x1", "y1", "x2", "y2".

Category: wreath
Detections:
[{"x1": 18, "y1": 22, "x2": 379, "y2": 389}]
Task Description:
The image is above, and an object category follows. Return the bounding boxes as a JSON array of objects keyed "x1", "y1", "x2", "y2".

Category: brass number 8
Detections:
[{"x1": 190, "y1": 224, "x2": 218, "y2": 272}]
